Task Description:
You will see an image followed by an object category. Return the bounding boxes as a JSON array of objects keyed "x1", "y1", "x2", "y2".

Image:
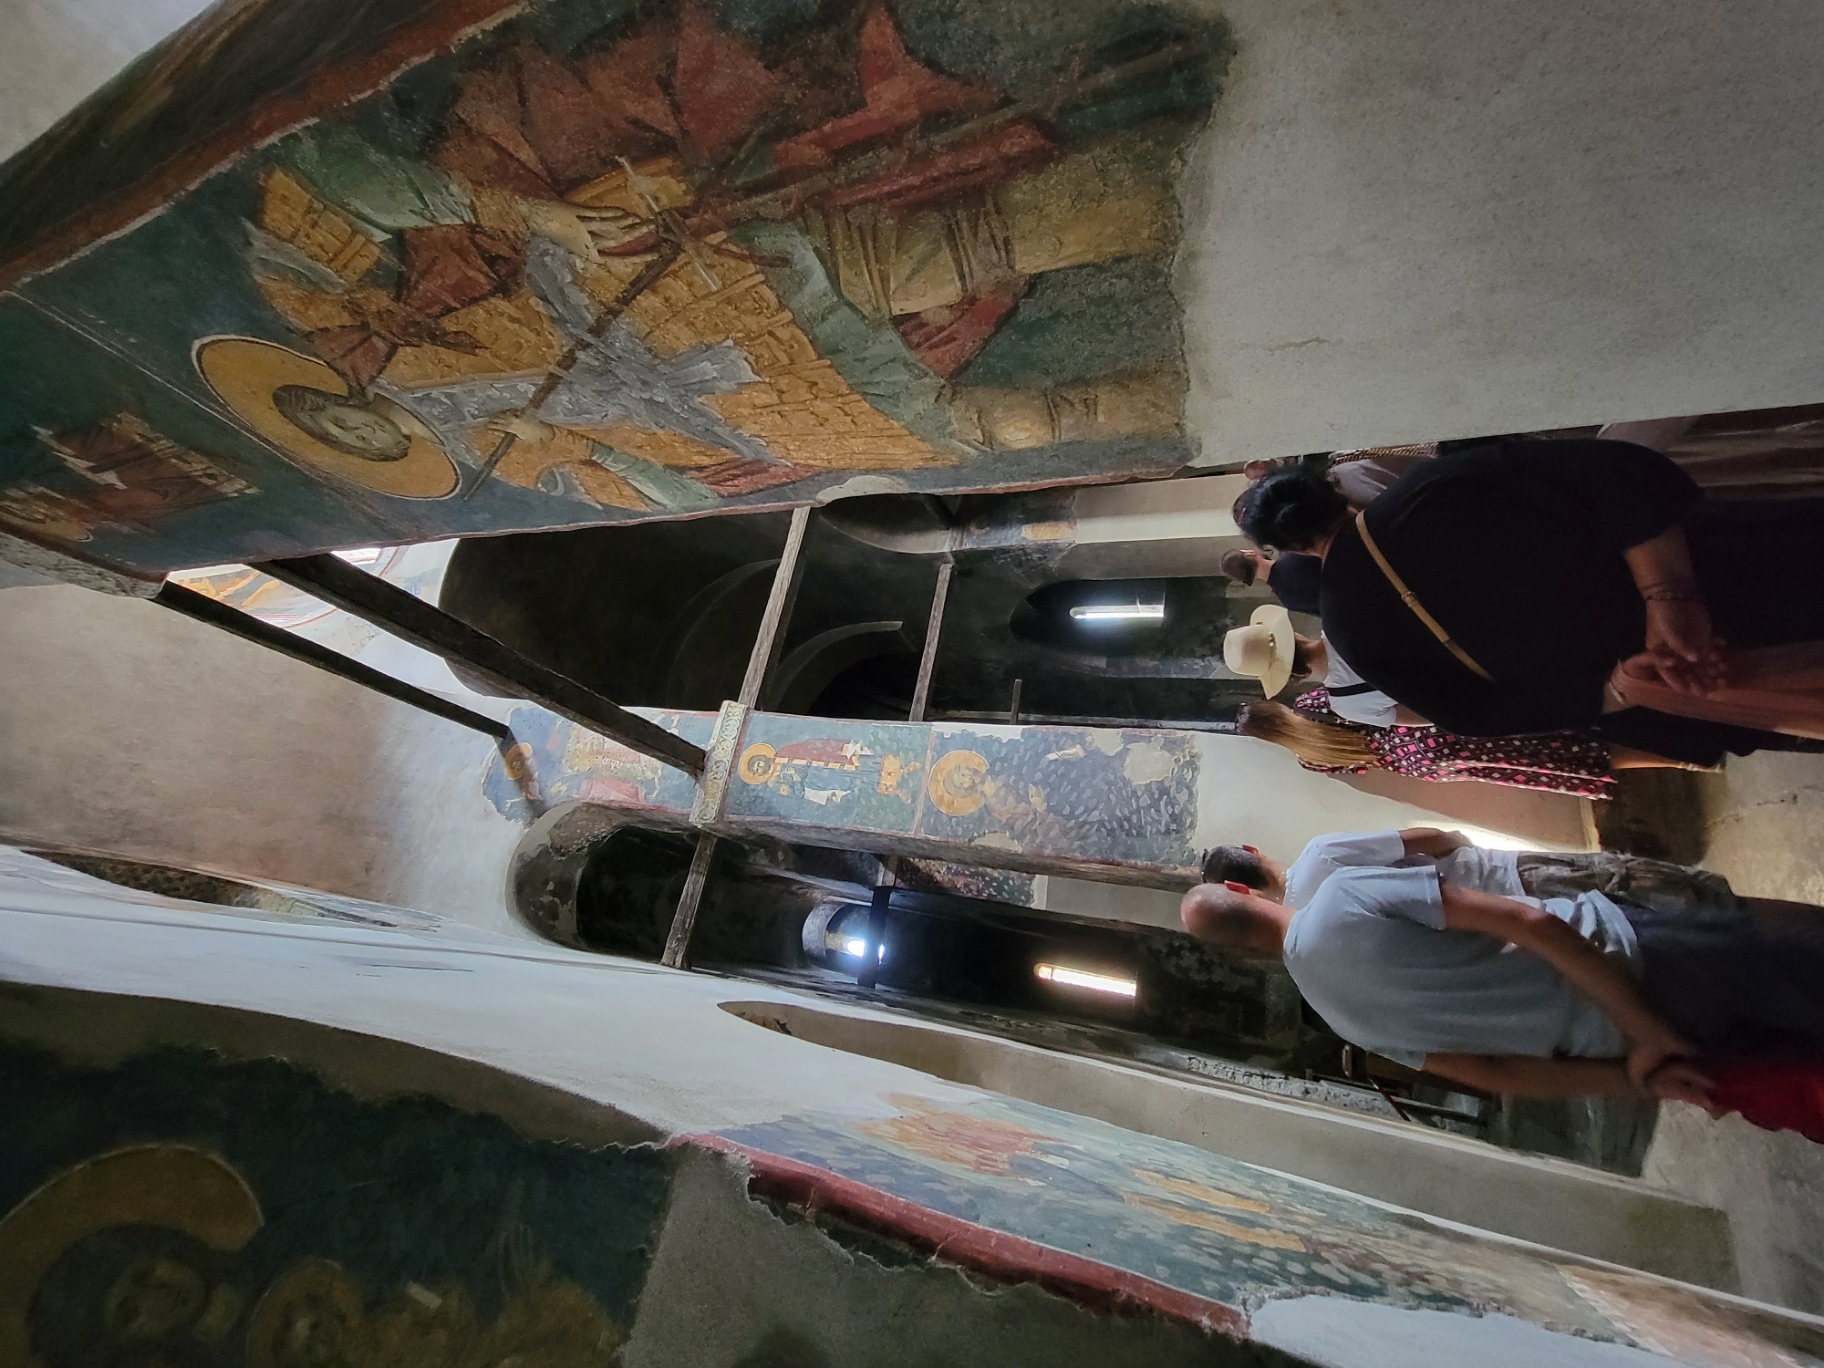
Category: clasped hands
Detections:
[
  {"x1": 1628, "y1": 1029, "x2": 1716, "y2": 1110},
  {"x1": 1641, "y1": 592, "x2": 1729, "y2": 695}
]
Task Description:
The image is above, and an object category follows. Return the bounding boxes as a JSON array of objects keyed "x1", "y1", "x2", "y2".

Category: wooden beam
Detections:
[
  {"x1": 851, "y1": 558, "x2": 952, "y2": 988},
  {"x1": 740, "y1": 504, "x2": 812, "y2": 708},
  {"x1": 661, "y1": 832, "x2": 719, "y2": 969},
  {"x1": 908, "y1": 559, "x2": 952, "y2": 723},
  {"x1": 155, "y1": 580, "x2": 512, "y2": 742},
  {"x1": 664, "y1": 506, "x2": 814, "y2": 968},
  {"x1": 257, "y1": 553, "x2": 705, "y2": 776}
]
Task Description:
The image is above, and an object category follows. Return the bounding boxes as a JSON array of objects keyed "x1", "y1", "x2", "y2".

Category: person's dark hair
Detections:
[
  {"x1": 1218, "y1": 548, "x2": 1259, "y2": 586},
  {"x1": 1233, "y1": 465, "x2": 1349, "y2": 553},
  {"x1": 1201, "y1": 844, "x2": 1269, "y2": 888}
]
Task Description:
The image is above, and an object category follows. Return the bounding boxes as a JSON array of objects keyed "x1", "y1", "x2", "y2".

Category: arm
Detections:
[
  {"x1": 1624, "y1": 525, "x2": 1727, "y2": 694},
  {"x1": 1436, "y1": 882, "x2": 1694, "y2": 1086},
  {"x1": 1423, "y1": 1053, "x2": 1630, "y2": 1098},
  {"x1": 1398, "y1": 828, "x2": 1470, "y2": 860},
  {"x1": 1424, "y1": 1051, "x2": 1715, "y2": 1104},
  {"x1": 1390, "y1": 705, "x2": 1432, "y2": 727}
]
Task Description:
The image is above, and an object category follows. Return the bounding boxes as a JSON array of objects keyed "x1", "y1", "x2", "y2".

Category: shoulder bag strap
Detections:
[{"x1": 1352, "y1": 510, "x2": 1494, "y2": 683}]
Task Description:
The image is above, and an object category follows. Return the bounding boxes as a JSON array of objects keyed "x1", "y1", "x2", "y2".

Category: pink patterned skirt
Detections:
[{"x1": 1295, "y1": 688, "x2": 1615, "y2": 799}]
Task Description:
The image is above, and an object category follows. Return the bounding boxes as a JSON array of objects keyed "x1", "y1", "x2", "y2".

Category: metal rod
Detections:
[
  {"x1": 908, "y1": 559, "x2": 952, "y2": 723},
  {"x1": 256, "y1": 553, "x2": 705, "y2": 776},
  {"x1": 155, "y1": 580, "x2": 511, "y2": 741},
  {"x1": 661, "y1": 832, "x2": 719, "y2": 969},
  {"x1": 1007, "y1": 678, "x2": 1022, "y2": 725},
  {"x1": 740, "y1": 505, "x2": 812, "y2": 708}
]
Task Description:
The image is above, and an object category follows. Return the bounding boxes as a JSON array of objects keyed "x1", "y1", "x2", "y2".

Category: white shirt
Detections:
[
  {"x1": 1322, "y1": 647, "x2": 1400, "y2": 728},
  {"x1": 1281, "y1": 830, "x2": 1523, "y2": 910},
  {"x1": 1284, "y1": 865, "x2": 1634, "y2": 1069}
]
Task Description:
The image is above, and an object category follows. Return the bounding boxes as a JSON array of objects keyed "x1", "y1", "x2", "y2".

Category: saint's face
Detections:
[
  {"x1": 308, "y1": 401, "x2": 409, "y2": 461},
  {"x1": 104, "y1": 1256, "x2": 209, "y2": 1339}
]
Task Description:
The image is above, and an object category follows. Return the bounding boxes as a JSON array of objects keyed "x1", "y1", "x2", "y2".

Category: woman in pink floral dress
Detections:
[{"x1": 1237, "y1": 688, "x2": 1686, "y2": 799}]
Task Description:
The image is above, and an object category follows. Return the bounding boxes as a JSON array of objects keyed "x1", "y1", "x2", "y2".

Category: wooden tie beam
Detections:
[
  {"x1": 258, "y1": 553, "x2": 705, "y2": 776},
  {"x1": 662, "y1": 505, "x2": 813, "y2": 968},
  {"x1": 156, "y1": 580, "x2": 513, "y2": 743},
  {"x1": 858, "y1": 554, "x2": 952, "y2": 988}
]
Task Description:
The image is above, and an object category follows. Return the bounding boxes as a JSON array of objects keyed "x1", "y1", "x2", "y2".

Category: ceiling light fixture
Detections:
[
  {"x1": 1034, "y1": 963, "x2": 1138, "y2": 997},
  {"x1": 1069, "y1": 602, "x2": 1165, "y2": 623}
]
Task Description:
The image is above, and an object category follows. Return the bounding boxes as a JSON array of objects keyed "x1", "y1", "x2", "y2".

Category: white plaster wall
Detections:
[
  {"x1": 1180, "y1": 0, "x2": 1824, "y2": 460},
  {"x1": 0, "y1": 0, "x2": 214, "y2": 160},
  {"x1": 0, "y1": 583, "x2": 526, "y2": 931}
]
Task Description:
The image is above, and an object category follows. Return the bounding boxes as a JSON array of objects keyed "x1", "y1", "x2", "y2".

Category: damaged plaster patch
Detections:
[
  {"x1": 971, "y1": 832, "x2": 1022, "y2": 852},
  {"x1": 1090, "y1": 731, "x2": 1127, "y2": 756},
  {"x1": 1122, "y1": 742, "x2": 1176, "y2": 785}
]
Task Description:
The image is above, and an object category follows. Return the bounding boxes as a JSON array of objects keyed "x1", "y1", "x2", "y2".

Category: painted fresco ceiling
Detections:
[{"x1": 0, "y1": 0, "x2": 1226, "y2": 575}]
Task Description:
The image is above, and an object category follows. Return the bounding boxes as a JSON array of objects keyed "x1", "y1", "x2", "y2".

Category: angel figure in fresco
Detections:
[{"x1": 231, "y1": 0, "x2": 1216, "y2": 510}]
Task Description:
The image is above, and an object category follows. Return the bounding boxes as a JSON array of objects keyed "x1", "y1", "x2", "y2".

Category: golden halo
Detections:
[
  {"x1": 927, "y1": 749, "x2": 989, "y2": 817},
  {"x1": 739, "y1": 743, "x2": 779, "y2": 785},
  {"x1": 0, "y1": 1145, "x2": 263, "y2": 1368},
  {"x1": 195, "y1": 336, "x2": 458, "y2": 499}
]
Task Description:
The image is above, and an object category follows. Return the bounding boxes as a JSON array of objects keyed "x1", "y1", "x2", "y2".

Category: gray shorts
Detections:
[{"x1": 1514, "y1": 852, "x2": 1737, "y2": 918}]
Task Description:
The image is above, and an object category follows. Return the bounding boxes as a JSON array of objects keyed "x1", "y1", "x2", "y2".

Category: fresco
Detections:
[
  {"x1": 0, "y1": 0, "x2": 1227, "y2": 575},
  {"x1": 481, "y1": 701, "x2": 711, "y2": 820},
  {"x1": 482, "y1": 707, "x2": 1206, "y2": 877},
  {"x1": 707, "y1": 1093, "x2": 1824, "y2": 1366},
  {"x1": 722, "y1": 717, "x2": 1201, "y2": 871},
  {"x1": 0, "y1": 1044, "x2": 671, "y2": 1368}
]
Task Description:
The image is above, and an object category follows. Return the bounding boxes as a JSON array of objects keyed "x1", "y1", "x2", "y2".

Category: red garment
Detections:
[
  {"x1": 771, "y1": 4, "x2": 998, "y2": 175},
  {"x1": 308, "y1": 226, "x2": 512, "y2": 389},
  {"x1": 1708, "y1": 1058, "x2": 1824, "y2": 1143},
  {"x1": 893, "y1": 283, "x2": 1027, "y2": 378}
]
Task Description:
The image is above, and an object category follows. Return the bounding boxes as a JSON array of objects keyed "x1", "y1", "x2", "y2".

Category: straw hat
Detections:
[{"x1": 1223, "y1": 605, "x2": 1297, "y2": 696}]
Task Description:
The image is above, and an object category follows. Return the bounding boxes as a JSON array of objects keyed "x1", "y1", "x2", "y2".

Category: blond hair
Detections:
[{"x1": 1238, "y1": 700, "x2": 1379, "y2": 771}]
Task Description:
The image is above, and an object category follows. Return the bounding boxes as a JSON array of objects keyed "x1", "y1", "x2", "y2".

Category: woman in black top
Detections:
[{"x1": 1234, "y1": 439, "x2": 1824, "y2": 764}]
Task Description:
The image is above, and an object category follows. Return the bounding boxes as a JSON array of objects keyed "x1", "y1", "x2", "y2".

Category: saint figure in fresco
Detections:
[
  {"x1": 232, "y1": 0, "x2": 1216, "y2": 511},
  {"x1": 0, "y1": 414, "x2": 256, "y2": 543}
]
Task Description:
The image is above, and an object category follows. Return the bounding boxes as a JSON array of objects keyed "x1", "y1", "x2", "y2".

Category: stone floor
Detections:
[{"x1": 1637, "y1": 753, "x2": 1824, "y2": 1313}]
